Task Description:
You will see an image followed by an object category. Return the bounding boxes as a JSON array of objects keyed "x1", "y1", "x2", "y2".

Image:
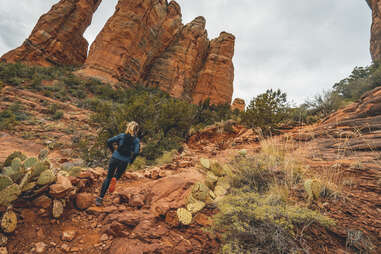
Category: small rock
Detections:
[
  {"x1": 100, "y1": 234, "x2": 108, "y2": 241},
  {"x1": 0, "y1": 247, "x2": 7, "y2": 254},
  {"x1": 0, "y1": 233, "x2": 7, "y2": 247},
  {"x1": 52, "y1": 200, "x2": 64, "y2": 218},
  {"x1": 33, "y1": 195, "x2": 52, "y2": 209},
  {"x1": 75, "y1": 193, "x2": 93, "y2": 210},
  {"x1": 35, "y1": 242, "x2": 47, "y2": 253},
  {"x1": 62, "y1": 230, "x2": 76, "y2": 241},
  {"x1": 61, "y1": 243, "x2": 70, "y2": 252}
]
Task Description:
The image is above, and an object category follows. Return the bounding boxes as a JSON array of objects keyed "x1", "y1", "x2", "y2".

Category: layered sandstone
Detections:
[
  {"x1": 192, "y1": 32, "x2": 235, "y2": 105},
  {"x1": 367, "y1": 0, "x2": 381, "y2": 62},
  {"x1": 78, "y1": 0, "x2": 235, "y2": 104},
  {"x1": 143, "y1": 16, "x2": 209, "y2": 99},
  {"x1": 0, "y1": 0, "x2": 101, "y2": 66},
  {"x1": 76, "y1": 0, "x2": 183, "y2": 85}
]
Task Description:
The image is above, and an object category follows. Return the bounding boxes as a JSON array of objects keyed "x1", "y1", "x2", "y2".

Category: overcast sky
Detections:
[{"x1": 0, "y1": 0, "x2": 372, "y2": 105}]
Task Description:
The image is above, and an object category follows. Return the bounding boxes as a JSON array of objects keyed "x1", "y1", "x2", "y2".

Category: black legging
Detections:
[{"x1": 99, "y1": 157, "x2": 128, "y2": 198}]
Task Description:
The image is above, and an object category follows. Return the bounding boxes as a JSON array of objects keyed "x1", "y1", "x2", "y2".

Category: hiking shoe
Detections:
[
  {"x1": 95, "y1": 197, "x2": 103, "y2": 206},
  {"x1": 108, "y1": 177, "x2": 117, "y2": 193}
]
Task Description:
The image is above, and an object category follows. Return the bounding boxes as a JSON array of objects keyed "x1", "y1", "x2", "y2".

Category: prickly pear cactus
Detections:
[
  {"x1": 38, "y1": 149, "x2": 49, "y2": 160},
  {"x1": 205, "y1": 171, "x2": 218, "y2": 190},
  {"x1": 200, "y1": 158, "x2": 210, "y2": 169},
  {"x1": 186, "y1": 193, "x2": 198, "y2": 205},
  {"x1": 210, "y1": 161, "x2": 225, "y2": 177},
  {"x1": 216, "y1": 176, "x2": 231, "y2": 190},
  {"x1": 19, "y1": 170, "x2": 32, "y2": 190},
  {"x1": 1, "y1": 210, "x2": 17, "y2": 233},
  {"x1": 11, "y1": 158, "x2": 23, "y2": 172},
  {"x1": 37, "y1": 170, "x2": 56, "y2": 185},
  {"x1": 0, "y1": 184, "x2": 21, "y2": 206},
  {"x1": 52, "y1": 200, "x2": 64, "y2": 218},
  {"x1": 191, "y1": 182, "x2": 210, "y2": 202},
  {"x1": 214, "y1": 185, "x2": 228, "y2": 197},
  {"x1": 3, "y1": 152, "x2": 26, "y2": 167},
  {"x1": 22, "y1": 182, "x2": 36, "y2": 192},
  {"x1": 23, "y1": 157, "x2": 38, "y2": 169},
  {"x1": 187, "y1": 200, "x2": 205, "y2": 214},
  {"x1": 304, "y1": 179, "x2": 322, "y2": 200},
  {"x1": 31, "y1": 161, "x2": 49, "y2": 178},
  {"x1": 0, "y1": 175, "x2": 13, "y2": 192},
  {"x1": 67, "y1": 166, "x2": 81, "y2": 177},
  {"x1": 176, "y1": 208, "x2": 192, "y2": 225}
]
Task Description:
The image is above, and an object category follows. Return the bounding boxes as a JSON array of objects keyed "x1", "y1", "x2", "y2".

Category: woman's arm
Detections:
[{"x1": 106, "y1": 134, "x2": 122, "y2": 153}]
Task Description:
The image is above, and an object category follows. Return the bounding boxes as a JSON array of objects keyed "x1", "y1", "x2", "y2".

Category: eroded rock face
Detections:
[
  {"x1": 0, "y1": 0, "x2": 102, "y2": 66},
  {"x1": 143, "y1": 16, "x2": 209, "y2": 99},
  {"x1": 76, "y1": 0, "x2": 183, "y2": 85},
  {"x1": 192, "y1": 32, "x2": 235, "y2": 105},
  {"x1": 231, "y1": 98, "x2": 246, "y2": 111},
  {"x1": 368, "y1": 0, "x2": 381, "y2": 62},
  {"x1": 78, "y1": 0, "x2": 235, "y2": 105}
]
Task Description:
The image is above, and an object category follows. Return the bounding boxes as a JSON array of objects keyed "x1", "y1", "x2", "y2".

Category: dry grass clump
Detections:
[{"x1": 212, "y1": 138, "x2": 336, "y2": 254}]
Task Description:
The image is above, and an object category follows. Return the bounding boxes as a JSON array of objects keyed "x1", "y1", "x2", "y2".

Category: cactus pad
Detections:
[
  {"x1": 23, "y1": 157, "x2": 38, "y2": 169},
  {"x1": 177, "y1": 208, "x2": 192, "y2": 225},
  {"x1": 4, "y1": 152, "x2": 26, "y2": 167},
  {"x1": 38, "y1": 149, "x2": 49, "y2": 160},
  {"x1": 304, "y1": 179, "x2": 322, "y2": 200},
  {"x1": 1, "y1": 210, "x2": 17, "y2": 233},
  {"x1": 210, "y1": 161, "x2": 225, "y2": 177},
  {"x1": 200, "y1": 158, "x2": 210, "y2": 169},
  {"x1": 214, "y1": 185, "x2": 228, "y2": 197},
  {"x1": 11, "y1": 158, "x2": 22, "y2": 172},
  {"x1": 205, "y1": 171, "x2": 218, "y2": 189},
  {"x1": 191, "y1": 182, "x2": 210, "y2": 201},
  {"x1": 19, "y1": 170, "x2": 32, "y2": 189},
  {"x1": 37, "y1": 170, "x2": 56, "y2": 185},
  {"x1": 0, "y1": 184, "x2": 21, "y2": 206},
  {"x1": 67, "y1": 166, "x2": 81, "y2": 177},
  {"x1": 0, "y1": 175, "x2": 13, "y2": 192},
  {"x1": 22, "y1": 181, "x2": 36, "y2": 192},
  {"x1": 187, "y1": 200, "x2": 205, "y2": 214},
  {"x1": 32, "y1": 161, "x2": 49, "y2": 178},
  {"x1": 52, "y1": 200, "x2": 64, "y2": 218}
]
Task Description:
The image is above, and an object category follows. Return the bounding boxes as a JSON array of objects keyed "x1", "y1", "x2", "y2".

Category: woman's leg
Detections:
[
  {"x1": 114, "y1": 160, "x2": 129, "y2": 180},
  {"x1": 99, "y1": 157, "x2": 119, "y2": 198}
]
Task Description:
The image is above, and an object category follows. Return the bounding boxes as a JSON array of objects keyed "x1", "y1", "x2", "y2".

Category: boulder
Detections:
[
  {"x1": 49, "y1": 174, "x2": 73, "y2": 198},
  {"x1": 75, "y1": 193, "x2": 93, "y2": 210}
]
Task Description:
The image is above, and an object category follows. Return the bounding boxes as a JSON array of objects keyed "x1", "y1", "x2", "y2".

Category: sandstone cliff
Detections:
[
  {"x1": 367, "y1": 0, "x2": 381, "y2": 62},
  {"x1": 76, "y1": 0, "x2": 183, "y2": 85},
  {"x1": 0, "y1": 0, "x2": 101, "y2": 66},
  {"x1": 143, "y1": 16, "x2": 209, "y2": 100},
  {"x1": 192, "y1": 32, "x2": 235, "y2": 105},
  {"x1": 77, "y1": 0, "x2": 235, "y2": 105}
]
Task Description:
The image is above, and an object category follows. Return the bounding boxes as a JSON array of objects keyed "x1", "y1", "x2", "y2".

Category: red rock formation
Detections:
[
  {"x1": 231, "y1": 98, "x2": 246, "y2": 111},
  {"x1": 76, "y1": 0, "x2": 183, "y2": 85},
  {"x1": 192, "y1": 32, "x2": 235, "y2": 105},
  {"x1": 143, "y1": 16, "x2": 209, "y2": 100},
  {"x1": 0, "y1": 0, "x2": 101, "y2": 66},
  {"x1": 367, "y1": 0, "x2": 381, "y2": 62}
]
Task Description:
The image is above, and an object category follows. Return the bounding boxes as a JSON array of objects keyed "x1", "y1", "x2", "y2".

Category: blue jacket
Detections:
[{"x1": 107, "y1": 133, "x2": 140, "y2": 163}]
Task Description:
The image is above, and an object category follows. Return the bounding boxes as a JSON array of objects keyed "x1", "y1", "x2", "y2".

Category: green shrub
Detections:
[
  {"x1": 0, "y1": 102, "x2": 30, "y2": 130},
  {"x1": 242, "y1": 89, "x2": 288, "y2": 134}
]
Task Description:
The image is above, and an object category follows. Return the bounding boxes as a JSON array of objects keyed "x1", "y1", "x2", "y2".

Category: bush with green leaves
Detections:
[
  {"x1": 241, "y1": 89, "x2": 289, "y2": 134},
  {"x1": 0, "y1": 102, "x2": 30, "y2": 130}
]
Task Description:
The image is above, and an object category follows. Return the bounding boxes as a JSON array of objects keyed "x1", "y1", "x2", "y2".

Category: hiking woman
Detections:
[{"x1": 96, "y1": 121, "x2": 140, "y2": 206}]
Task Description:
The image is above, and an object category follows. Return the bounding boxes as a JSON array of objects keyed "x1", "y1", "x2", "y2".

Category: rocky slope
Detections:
[
  {"x1": 367, "y1": 0, "x2": 381, "y2": 62},
  {"x1": 0, "y1": 0, "x2": 102, "y2": 66}
]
